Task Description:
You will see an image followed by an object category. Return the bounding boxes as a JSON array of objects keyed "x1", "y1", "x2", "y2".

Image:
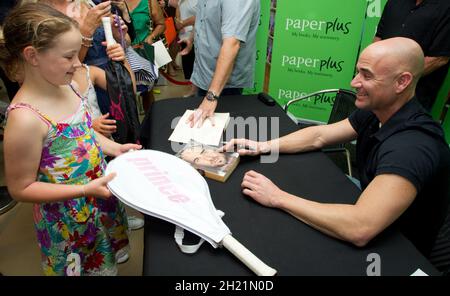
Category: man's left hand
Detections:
[{"x1": 241, "y1": 170, "x2": 284, "y2": 208}]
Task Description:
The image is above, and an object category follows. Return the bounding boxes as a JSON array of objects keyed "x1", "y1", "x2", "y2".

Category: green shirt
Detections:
[{"x1": 130, "y1": 0, "x2": 153, "y2": 45}]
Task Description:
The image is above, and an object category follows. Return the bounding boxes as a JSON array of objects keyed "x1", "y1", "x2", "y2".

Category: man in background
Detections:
[
  {"x1": 180, "y1": 0, "x2": 260, "y2": 127},
  {"x1": 374, "y1": 0, "x2": 450, "y2": 112}
]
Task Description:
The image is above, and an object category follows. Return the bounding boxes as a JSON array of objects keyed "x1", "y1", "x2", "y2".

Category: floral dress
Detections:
[{"x1": 7, "y1": 88, "x2": 129, "y2": 276}]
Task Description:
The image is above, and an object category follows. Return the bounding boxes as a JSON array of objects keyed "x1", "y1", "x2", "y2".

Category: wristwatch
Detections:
[{"x1": 205, "y1": 91, "x2": 219, "y2": 102}]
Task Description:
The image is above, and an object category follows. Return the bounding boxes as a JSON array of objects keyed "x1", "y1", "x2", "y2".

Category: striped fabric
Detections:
[{"x1": 126, "y1": 46, "x2": 158, "y2": 88}]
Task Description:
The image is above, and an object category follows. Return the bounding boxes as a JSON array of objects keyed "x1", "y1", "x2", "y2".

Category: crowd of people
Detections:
[{"x1": 0, "y1": 0, "x2": 448, "y2": 276}]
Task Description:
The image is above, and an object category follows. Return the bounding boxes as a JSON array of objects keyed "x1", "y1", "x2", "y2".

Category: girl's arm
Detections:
[
  {"x1": 91, "y1": 43, "x2": 136, "y2": 92},
  {"x1": 4, "y1": 109, "x2": 114, "y2": 203},
  {"x1": 94, "y1": 131, "x2": 141, "y2": 157}
]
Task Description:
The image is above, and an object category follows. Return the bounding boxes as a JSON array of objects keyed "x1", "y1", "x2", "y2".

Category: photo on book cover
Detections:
[{"x1": 176, "y1": 141, "x2": 240, "y2": 182}]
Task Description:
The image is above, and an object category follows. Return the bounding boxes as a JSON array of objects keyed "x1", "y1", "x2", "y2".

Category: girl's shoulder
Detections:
[{"x1": 6, "y1": 100, "x2": 50, "y2": 136}]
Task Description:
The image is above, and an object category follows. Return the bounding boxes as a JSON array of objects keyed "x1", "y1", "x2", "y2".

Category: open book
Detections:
[
  {"x1": 176, "y1": 140, "x2": 240, "y2": 182},
  {"x1": 169, "y1": 110, "x2": 230, "y2": 146}
]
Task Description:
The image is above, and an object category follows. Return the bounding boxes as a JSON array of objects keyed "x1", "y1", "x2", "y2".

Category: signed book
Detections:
[
  {"x1": 176, "y1": 141, "x2": 240, "y2": 182},
  {"x1": 168, "y1": 110, "x2": 230, "y2": 146}
]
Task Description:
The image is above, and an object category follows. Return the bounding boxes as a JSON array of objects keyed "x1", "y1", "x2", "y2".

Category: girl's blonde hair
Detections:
[{"x1": 0, "y1": 2, "x2": 79, "y2": 81}]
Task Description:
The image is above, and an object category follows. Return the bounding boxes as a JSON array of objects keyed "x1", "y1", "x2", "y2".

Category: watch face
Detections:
[{"x1": 206, "y1": 92, "x2": 216, "y2": 101}]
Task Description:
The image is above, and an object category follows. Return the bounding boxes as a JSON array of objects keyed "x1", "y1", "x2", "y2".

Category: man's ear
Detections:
[
  {"x1": 395, "y1": 72, "x2": 413, "y2": 93},
  {"x1": 22, "y1": 46, "x2": 40, "y2": 67}
]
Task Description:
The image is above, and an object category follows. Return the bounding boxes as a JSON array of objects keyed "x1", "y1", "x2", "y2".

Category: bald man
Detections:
[{"x1": 224, "y1": 37, "x2": 450, "y2": 257}]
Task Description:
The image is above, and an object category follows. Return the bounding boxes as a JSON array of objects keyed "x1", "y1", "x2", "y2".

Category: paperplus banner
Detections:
[{"x1": 268, "y1": 0, "x2": 367, "y2": 123}]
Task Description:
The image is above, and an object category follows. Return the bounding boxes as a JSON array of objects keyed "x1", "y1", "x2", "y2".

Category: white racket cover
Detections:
[
  {"x1": 106, "y1": 150, "x2": 277, "y2": 276},
  {"x1": 106, "y1": 150, "x2": 230, "y2": 247}
]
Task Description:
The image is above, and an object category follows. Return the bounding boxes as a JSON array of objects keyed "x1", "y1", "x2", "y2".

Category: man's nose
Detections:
[{"x1": 350, "y1": 74, "x2": 361, "y2": 88}]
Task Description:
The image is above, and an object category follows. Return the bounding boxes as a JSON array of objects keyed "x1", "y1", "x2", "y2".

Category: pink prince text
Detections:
[{"x1": 126, "y1": 157, "x2": 190, "y2": 203}]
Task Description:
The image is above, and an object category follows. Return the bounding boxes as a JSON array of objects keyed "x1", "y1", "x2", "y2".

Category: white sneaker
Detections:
[
  {"x1": 115, "y1": 249, "x2": 129, "y2": 264},
  {"x1": 127, "y1": 216, "x2": 144, "y2": 230}
]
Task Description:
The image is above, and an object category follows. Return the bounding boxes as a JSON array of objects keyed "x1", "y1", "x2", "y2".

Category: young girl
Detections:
[{"x1": 0, "y1": 3, "x2": 141, "y2": 275}]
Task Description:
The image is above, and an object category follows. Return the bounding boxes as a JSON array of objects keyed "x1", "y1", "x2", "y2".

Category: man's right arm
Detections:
[
  {"x1": 224, "y1": 118, "x2": 358, "y2": 156},
  {"x1": 272, "y1": 118, "x2": 358, "y2": 154}
]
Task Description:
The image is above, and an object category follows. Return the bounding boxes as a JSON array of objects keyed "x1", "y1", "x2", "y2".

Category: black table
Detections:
[{"x1": 139, "y1": 94, "x2": 438, "y2": 276}]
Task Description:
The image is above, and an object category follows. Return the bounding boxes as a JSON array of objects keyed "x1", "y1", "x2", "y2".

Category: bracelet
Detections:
[
  {"x1": 81, "y1": 34, "x2": 93, "y2": 42},
  {"x1": 81, "y1": 41, "x2": 93, "y2": 48}
]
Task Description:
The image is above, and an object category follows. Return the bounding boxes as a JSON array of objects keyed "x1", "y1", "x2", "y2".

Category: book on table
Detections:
[
  {"x1": 168, "y1": 110, "x2": 230, "y2": 147},
  {"x1": 176, "y1": 140, "x2": 240, "y2": 182}
]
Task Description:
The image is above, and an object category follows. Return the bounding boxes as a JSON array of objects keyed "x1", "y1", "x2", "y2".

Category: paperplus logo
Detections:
[
  {"x1": 278, "y1": 88, "x2": 336, "y2": 106},
  {"x1": 285, "y1": 17, "x2": 351, "y2": 35},
  {"x1": 281, "y1": 55, "x2": 344, "y2": 73}
]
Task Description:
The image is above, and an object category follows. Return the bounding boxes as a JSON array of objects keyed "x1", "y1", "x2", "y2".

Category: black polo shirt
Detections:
[
  {"x1": 376, "y1": 0, "x2": 450, "y2": 111},
  {"x1": 349, "y1": 98, "x2": 450, "y2": 256},
  {"x1": 0, "y1": 0, "x2": 18, "y2": 25}
]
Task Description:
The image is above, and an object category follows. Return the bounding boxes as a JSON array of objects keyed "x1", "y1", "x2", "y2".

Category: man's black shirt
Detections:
[
  {"x1": 376, "y1": 0, "x2": 450, "y2": 111},
  {"x1": 349, "y1": 98, "x2": 450, "y2": 256}
]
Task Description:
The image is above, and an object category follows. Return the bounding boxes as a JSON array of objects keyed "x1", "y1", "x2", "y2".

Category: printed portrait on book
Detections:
[{"x1": 176, "y1": 141, "x2": 240, "y2": 182}]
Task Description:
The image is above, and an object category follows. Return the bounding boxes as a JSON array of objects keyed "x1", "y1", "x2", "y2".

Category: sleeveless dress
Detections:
[{"x1": 6, "y1": 87, "x2": 129, "y2": 276}]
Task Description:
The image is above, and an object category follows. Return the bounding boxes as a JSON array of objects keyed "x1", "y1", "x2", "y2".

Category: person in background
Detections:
[
  {"x1": 223, "y1": 38, "x2": 450, "y2": 258},
  {"x1": 126, "y1": 0, "x2": 165, "y2": 112},
  {"x1": 1, "y1": 3, "x2": 142, "y2": 274},
  {"x1": 0, "y1": 0, "x2": 21, "y2": 101},
  {"x1": 159, "y1": 0, "x2": 181, "y2": 76},
  {"x1": 180, "y1": 0, "x2": 260, "y2": 127},
  {"x1": 72, "y1": 42, "x2": 136, "y2": 138},
  {"x1": 374, "y1": 0, "x2": 450, "y2": 112},
  {"x1": 175, "y1": 0, "x2": 197, "y2": 97}
]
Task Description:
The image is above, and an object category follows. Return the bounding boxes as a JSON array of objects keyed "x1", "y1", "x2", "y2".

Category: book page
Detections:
[{"x1": 169, "y1": 110, "x2": 230, "y2": 146}]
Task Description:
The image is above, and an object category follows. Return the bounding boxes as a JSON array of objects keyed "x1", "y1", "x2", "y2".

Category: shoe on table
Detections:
[{"x1": 127, "y1": 216, "x2": 144, "y2": 230}]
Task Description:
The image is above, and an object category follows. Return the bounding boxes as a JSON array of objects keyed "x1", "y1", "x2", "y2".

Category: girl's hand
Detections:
[
  {"x1": 116, "y1": 144, "x2": 142, "y2": 156},
  {"x1": 84, "y1": 173, "x2": 117, "y2": 199},
  {"x1": 102, "y1": 42, "x2": 126, "y2": 61},
  {"x1": 92, "y1": 113, "x2": 117, "y2": 137}
]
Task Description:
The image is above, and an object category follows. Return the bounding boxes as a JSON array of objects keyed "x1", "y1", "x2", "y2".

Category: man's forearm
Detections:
[
  {"x1": 423, "y1": 56, "x2": 449, "y2": 76},
  {"x1": 268, "y1": 120, "x2": 357, "y2": 154},
  {"x1": 208, "y1": 37, "x2": 240, "y2": 94}
]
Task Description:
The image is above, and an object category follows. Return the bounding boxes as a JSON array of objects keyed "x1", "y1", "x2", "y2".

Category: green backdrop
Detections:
[{"x1": 268, "y1": 0, "x2": 367, "y2": 123}]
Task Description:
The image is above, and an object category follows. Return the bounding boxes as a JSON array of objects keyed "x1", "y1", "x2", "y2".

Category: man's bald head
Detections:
[{"x1": 364, "y1": 37, "x2": 424, "y2": 87}]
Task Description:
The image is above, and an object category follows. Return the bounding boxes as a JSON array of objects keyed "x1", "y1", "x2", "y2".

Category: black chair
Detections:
[
  {"x1": 429, "y1": 206, "x2": 450, "y2": 276},
  {"x1": 284, "y1": 89, "x2": 357, "y2": 177},
  {"x1": 429, "y1": 165, "x2": 450, "y2": 276}
]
